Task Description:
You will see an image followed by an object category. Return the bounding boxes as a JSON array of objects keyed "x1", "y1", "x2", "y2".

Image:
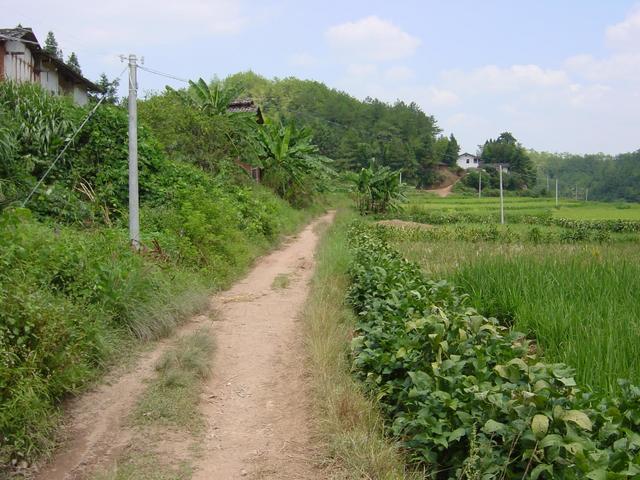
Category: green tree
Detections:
[
  {"x1": 223, "y1": 72, "x2": 442, "y2": 182},
  {"x1": 92, "y1": 73, "x2": 120, "y2": 104},
  {"x1": 351, "y1": 160, "x2": 406, "y2": 214},
  {"x1": 66, "y1": 52, "x2": 81, "y2": 74},
  {"x1": 481, "y1": 132, "x2": 535, "y2": 187},
  {"x1": 442, "y1": 133, "x2": 460, "y2": 166},
  {"x1": 43, "y1": 31, "x2": 62, "y2": 59},
  {"x1": 257, "y1": 119, "x2": 333, "y2": 206}
]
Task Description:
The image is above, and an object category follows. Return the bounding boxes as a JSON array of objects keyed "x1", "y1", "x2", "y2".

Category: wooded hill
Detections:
[
  {"x1": 223, "y1": 71, "x2": 460, "y2": 187},
  {"x1": 530, "y1": 150, "x2": 640, "y2": 202}
]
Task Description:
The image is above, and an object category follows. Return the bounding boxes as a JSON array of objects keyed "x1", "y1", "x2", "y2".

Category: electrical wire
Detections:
[
  {"x1": 138, "y1": 65, "x2": 189, "y2": 83},
  {"x1": 22, "y1": 66, "x2": 129, "y2": 207}
]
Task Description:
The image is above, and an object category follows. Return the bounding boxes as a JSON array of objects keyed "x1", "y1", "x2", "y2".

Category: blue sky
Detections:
[{"x1": 3, "y1": 0, "x2": 639, "y2": 154}]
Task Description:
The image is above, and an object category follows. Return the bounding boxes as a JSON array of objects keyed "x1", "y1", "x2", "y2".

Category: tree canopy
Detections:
[
  {"x1": 530, "y1": 150, "x2": 640, "y2": 202},
  {"x1": 43, "y1": 31, "x2": 62, "y2": 59},
  {"x1": 223, "y1": 71, "x2": 452, "y2": 185},
  {"x1": 66, "y1": 52, "x2": 81, "y2": 74},
  {"x1": 480, "y1": 132, "x2": 536, "y2": 187}
]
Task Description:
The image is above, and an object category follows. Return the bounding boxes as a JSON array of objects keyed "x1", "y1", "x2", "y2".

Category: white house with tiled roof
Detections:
[
  {"x1": 457, "y1": 152, "x2": 480, "y2": 170},
  {"x1": 0, "y1": 27, "x2": 100, "y2": 105}
]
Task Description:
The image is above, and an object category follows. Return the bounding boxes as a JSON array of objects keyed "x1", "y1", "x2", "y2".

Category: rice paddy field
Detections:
[
  {"x1": 381, "y1": 192, "x2": 640, "y2": 395},
  {"x1": 407, "y1": 190, "x2": 640, "y2": 220}
]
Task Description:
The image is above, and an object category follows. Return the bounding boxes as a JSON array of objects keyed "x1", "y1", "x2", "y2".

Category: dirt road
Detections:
[
  {"x1": 424, "y1": 178, "x2": 460, "y2": 197},
  {"x1": 35, "y1": 211, "x2": 334, "y2": 480}
]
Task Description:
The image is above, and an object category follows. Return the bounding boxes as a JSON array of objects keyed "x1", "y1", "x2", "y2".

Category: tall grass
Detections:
[
  {"x1": 304, "y1": 209, "x2": 419, "y2": 479},
  {"x1": 454, "y1": 251, "x2": 640, "y2": 394},
  {"x1": 394, "y1": 239, "x2": 640, "y2": 395}
]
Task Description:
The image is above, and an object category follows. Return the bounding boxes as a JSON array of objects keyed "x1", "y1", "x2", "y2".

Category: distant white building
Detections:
[
  {"x1": 0, "y1": 27, "x2": 100, "y2": 105},
  {"x1": 457, "y1": 152, "x2": 480, "y2": 170}
]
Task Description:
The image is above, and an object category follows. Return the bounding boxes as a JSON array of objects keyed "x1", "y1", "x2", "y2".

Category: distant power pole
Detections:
[
  {"x1": 499, "y1": 165, "x2": 505, "y2": 224},
  {"x1": 555, "y1": 179, "x2": 559, "y2": 207},
  {"x1": 585, "y1": 188, "x2": 588, "y2": 202},
  {"x1": 546, "y1": 175, "x2": 549, "y2": 193},
  {"x1": 128, "y1": 54, "x2": 140, "y2": 250},
  {"x1": 478, "y1": 170, "x2": 482, "y2": 199},
  {"x1": 575, "y1": 184, "x2": 578, "y2": 201}
]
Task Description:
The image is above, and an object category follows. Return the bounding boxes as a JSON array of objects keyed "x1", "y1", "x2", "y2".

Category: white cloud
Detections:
[
  {"x1": 606, "y1": 4, "x2": 640, "y2": 51},
  {"x1": 425, "y1": 87, "x2": 459, "y2": 107},
  {"x1": 565, "y1": 53, "x2": 640, "y2": 82},
  {"x1": 289, "y1": 52, "x2": 318, "y2": 68},
  {"x1": 441, "y1": 64, "x2": 569, "y2": 94},
  {"x1": 384, "y1": 65, "x2": 415, "y2": 82},
  {"x1": 325, "y1": 16, "x2": 420, "y2": 62}
]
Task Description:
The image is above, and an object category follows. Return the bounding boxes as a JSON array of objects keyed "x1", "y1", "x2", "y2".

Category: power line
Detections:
[{"x1": 138, "y1": 65, "x2": 189, "y2": 83}]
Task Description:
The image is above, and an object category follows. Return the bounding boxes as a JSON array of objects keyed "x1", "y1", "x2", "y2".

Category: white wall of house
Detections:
[
  {"x1": 457, "y1": 153, "x2": 480, "y2": 170},
  {"x1": 73, "y1": 85, "x2": 88, "y2": 105},
  {"x1": 2, "y1": 39, "x2": 91, "y2": 104},
  {"x1": 3, "y1": 40, "x2": 38, "y2": 83},
  {"x1": 40, "y1": 67, "x2": 60, "y2": 95}
]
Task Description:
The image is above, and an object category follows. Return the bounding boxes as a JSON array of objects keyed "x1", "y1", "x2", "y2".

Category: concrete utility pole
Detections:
[
  {"x1": 546, "y1": 175, "x2": 549, "y2": 193},
  {"x1": 128, "y1": 54, "x2": 140, "y2": 250},
  {"x1": 555, "y1": 179, "x2": 559, "y2": 207},
  {"x1": 478, "y1": 170, "x2": 482, "y2": 199},
  {"x1": 585, "y1": 188, "x2": 589, "y2": 202},
  {"x1": 499, "y1": 165, "x2": 505, "y2": 224},
  {"x1": 575, "y1": 184, "x2": 578, "y2": 201}
]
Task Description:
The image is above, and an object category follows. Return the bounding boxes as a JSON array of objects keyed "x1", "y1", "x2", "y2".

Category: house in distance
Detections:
[
  {"x1": 457, "y1": 152, "x2": 480, "y2": 170},
  {"x1": 0, "y1": 27, "x2": 100, "y2": 105}
]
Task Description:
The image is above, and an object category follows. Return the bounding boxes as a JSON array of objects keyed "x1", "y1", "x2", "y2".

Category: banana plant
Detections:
[
  {"x1": 168, "y1": 78, "x2": 241, "y2": 116},
  {"x1": 257, "y1": 119, "x2": 333, "y2": 206},
  {"x1": 352, "y1": 160, "x2": 407, "y2": 214}
]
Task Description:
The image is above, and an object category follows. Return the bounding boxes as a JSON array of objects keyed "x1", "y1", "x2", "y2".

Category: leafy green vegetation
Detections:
[
  {"x1": 454, "y1": 252, "x2": 640, "y2": 395},
  {"x1": 346, "y1": 222, "x2": 640, "y2": 478},
  {"x1": 224, "y1": 71, "x2": 453, "y2": 187},
  {"x1": 386, "y1": 194, "x2": 640, "y2": 233},
  {"x1": 257, "y1": 119, "x2": 333, "y2": 207},
  {"x1": 351, "y1": 161, "x2": 406, "y2": 214},
  {"x1": 0, "y1": 78, "x2": 325, "y2": 469}
]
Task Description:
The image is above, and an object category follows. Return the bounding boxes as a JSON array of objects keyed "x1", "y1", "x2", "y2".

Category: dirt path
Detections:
[
  {"x1": 35, "y1": 211, "x2": 334, "y2": 480},
  {"x1": 192, "y1": 211, "x2": 333, "y2": 479},
  {"x1": 424, "y1": 177, "x2": 461, "y2": 197},
  {"x1": 34, "y1": 314, "x2": 213, "y2": 480}
]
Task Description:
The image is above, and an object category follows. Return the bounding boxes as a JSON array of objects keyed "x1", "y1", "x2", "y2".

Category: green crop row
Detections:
[
  {"x1": 385, "y1": 208, "x2": 640, "y2": 233},
  {"x1": 346, "y1": 222, "x2": 640, "y2": 478},
  {"x1": 375, "y1": 223, "x2": 625, "y2": 244}
]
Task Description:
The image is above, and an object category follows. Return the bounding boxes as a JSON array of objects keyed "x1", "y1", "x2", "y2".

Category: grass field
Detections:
[
  {"x1": 383, "y1": 192, "x2": 640, "y2": 395},
  {"x1": 406, "y1": 190, "x2": 640, "y2": 220}
]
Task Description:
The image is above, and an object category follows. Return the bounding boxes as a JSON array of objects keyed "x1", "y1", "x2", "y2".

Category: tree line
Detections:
[
  {"x1": 530, "y1": 150, "x2": 640, "y2": 202},
  {"x1": 223, "y1": 71, "x2": 461, "y2": 187}
]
